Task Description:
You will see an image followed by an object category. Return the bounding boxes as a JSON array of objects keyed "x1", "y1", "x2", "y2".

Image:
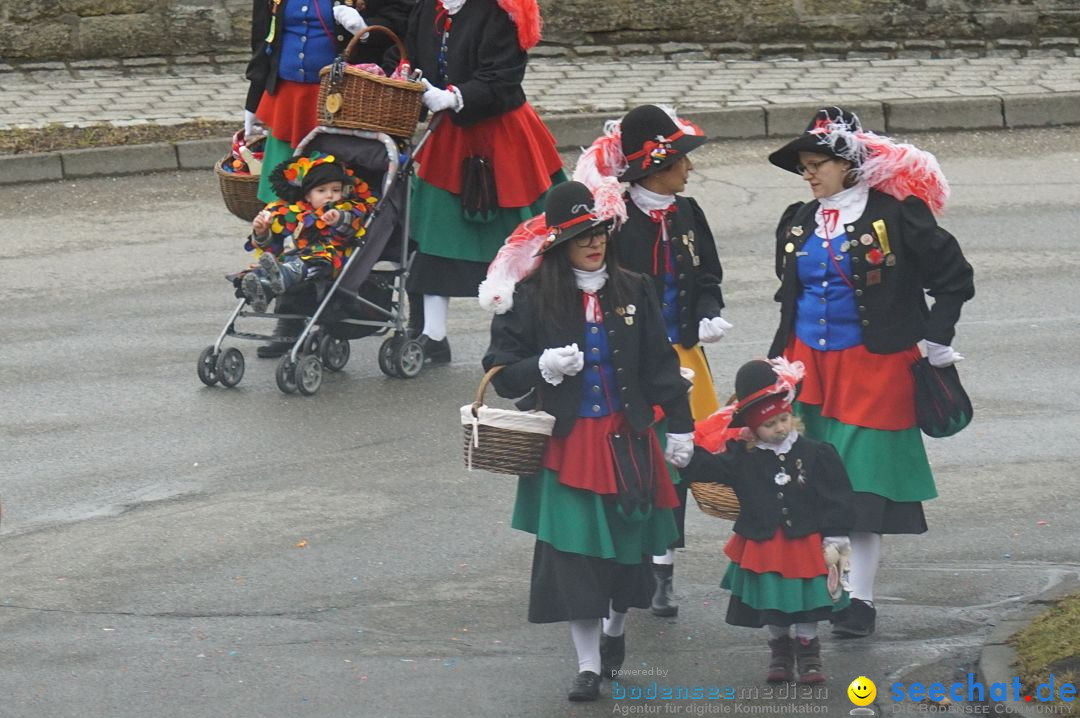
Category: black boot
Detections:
[
  {"x1": 831, "y1": 598, "x2": 876, "y2": 638},
  {"x1": 567, "y1": 671, "x2": 601, "y2": 702},
  {"x1": 651, "y1": 563, "x2": 678, "y2": 617},
  {"x1": 795, "y1": 637, "x2": 826, "y2": 683},
  {"x1": 417, "y1": 334, "x2": 452, "y2": 364},
  {"x1": 600, "y1": 633, "x2": 625, "y2": 679},
  {"x1": 766, "y1": 635, "x2": 795, "y2": 683}
]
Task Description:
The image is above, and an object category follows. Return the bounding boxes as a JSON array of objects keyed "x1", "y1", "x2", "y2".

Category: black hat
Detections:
[
  {"x1": 768, "y1": 106, "x2": 865, "y2": 175},
  {"x1": 619, "y1": 104, "x2": 707, "y2": 183},
  {"x1": 536, "y1": 181, "x2": 608, "y2": 255},
  {"x1": 729, "y1": 359, "x2": 803, "y2": 428},
  {"x1": 269, "y1": 153, "x2": 349, "y2": 203}
]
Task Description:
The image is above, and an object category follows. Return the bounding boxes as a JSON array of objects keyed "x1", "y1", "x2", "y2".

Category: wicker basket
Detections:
[
  {"x1": 215, "y1": 157, "x2": 265, "y2": 222},
  {"x1": 462, "y1": 366, "x2": 555, "y2": 476},
  {"x1": 317, "y1": 26, "x2": 424, "y2": 137},
  {"x1": 688, "y1": 482, "x2": 740, "y2": 521}
]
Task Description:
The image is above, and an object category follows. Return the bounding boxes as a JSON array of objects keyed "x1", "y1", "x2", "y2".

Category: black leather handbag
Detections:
[
  {"x1": 608, "y1": 432, "x2": 656, "y2": 523},
  {"x1": 460, "y1": 155, "x2": 497, "y2": 221},
  {"x1": 910, "y1": 357, "x2": 973, "y2": 438}
]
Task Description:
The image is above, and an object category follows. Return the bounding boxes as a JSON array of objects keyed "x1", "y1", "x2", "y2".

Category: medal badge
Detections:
[
  {"x1": 860, "y1": 233, "x2": 874, "y2": 246},
  {"x1": 885, "y1": 253, "x2": 897, "y2": 267},
  {"x1": 790, "y1": 226, "x2": 803, "y2": 237}
]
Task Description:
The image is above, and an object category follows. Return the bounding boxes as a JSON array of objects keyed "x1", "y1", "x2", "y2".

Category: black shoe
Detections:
[
  {"x1": 417, "y1": 334, "x2": 451, "y2": 364},
  {"x1": 600, "y1": 633, "x2": 625, "y2": 679},
  {"x1": 256, "y1": 343, "x2": 291, "y2": 359},
  {"x1": 567, "y1": 671, "x2": 601, "y2": 702},
  {"x1": 651, "y1": 564, "x2": 678, "y2": 617},
  {"x1": 832, "y1": 597, "x2": 876, "y2": 638}
]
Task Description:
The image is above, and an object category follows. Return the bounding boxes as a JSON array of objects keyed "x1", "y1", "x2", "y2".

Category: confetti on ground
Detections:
[{"x1": 295, "y1": 539, "x2": 308, "y2": 548}]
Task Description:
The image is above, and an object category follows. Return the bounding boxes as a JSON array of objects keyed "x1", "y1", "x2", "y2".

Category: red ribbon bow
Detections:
[{"x1": 648, "y1": 206, "x2": 677, "y2": 275}]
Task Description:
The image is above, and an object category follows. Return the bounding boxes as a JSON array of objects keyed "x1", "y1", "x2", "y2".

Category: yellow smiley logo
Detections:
[{"x1": 848, "y1": 676, "x2": 876, "y2": 706}]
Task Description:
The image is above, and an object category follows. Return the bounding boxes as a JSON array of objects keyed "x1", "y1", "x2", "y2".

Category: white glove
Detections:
[
  {"x1": 926, "y1": 340, "x2": 963, "y2": 368},
  {"x1": 664, "y1": 432, "x2": 694, "y2": 468},
  {"x1": 421, "y1": 78, "x2": 462, "y2": 113},
  {"x1": 698, "y1": 316, "x2": 733, "y2": 344},
  {"x1": 243, "y1": 110, "x2": 264, "y2": 138},
  {"x1": 538, "y1": 343, "x2": 585, "y2": 386},
  {"x1": 333, "y1": 4, "x2": 367, "y2": 35},
  {"x1": 822, "y1": 535, "x2": 851, "y2": 553}
]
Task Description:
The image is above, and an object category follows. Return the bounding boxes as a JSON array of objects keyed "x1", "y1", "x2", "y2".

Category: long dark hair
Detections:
[{"x1": 532, "y1": 225, "x2": 633, "y2": 329}]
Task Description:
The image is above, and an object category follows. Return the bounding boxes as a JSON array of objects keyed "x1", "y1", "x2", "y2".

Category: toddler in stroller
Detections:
[{"x1": 238, "y1": 152, "x2": 377, "y2": 312}]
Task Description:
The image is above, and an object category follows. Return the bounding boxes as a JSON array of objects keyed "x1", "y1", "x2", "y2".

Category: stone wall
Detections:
[{"x1": 2, "y1": 0, "x2": 1078, "y2": 61}]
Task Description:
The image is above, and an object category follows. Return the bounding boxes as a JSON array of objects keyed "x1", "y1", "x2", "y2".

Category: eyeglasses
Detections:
[
  {"x1": 795, "y1": 158, "x2": 837, "y2": 175},
  {"x1": 573, "y1": 228, "x2": 609, "y2": 247}
]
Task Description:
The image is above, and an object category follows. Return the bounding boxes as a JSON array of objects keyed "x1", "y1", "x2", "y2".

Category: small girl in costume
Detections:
[
  {"x1": 681, "y1": 357, "x2": 855, "y2": 684},
  {"x1": 240, "y1": 153, "x2": 376, "y2": 312}
]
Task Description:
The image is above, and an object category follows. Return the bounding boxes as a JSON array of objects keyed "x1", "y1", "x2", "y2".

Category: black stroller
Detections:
[{"x1": 197, "y1": 122, "x2": 438, "y2": 396}]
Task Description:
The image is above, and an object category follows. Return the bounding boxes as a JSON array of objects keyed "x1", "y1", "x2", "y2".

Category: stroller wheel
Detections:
[
  {"x1": 378, "y1": 337, "x2": 399, "y2": 377},
  {"x1": 197, "y1": 345, "x2": 220, "y2": 386},
  {"x1": 216, "y1": 348, "x2": 245, "y2": 388},
  {"x1": 275, "y1": 355, "x2": 299, "y2": 394},
  {"x1": 319, "y1": 334, "x2": 350, "y2": 372},
  {"x1": 296, "y1": 354, "x2": 324, "y2": 395},
  {"x1": 393, "y1": 338, "x2": 425, "y2": 379}
]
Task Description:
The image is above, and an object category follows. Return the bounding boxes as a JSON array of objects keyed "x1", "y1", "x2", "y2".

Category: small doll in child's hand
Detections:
[{"x1": 823, "y1": 536, "x2": 852, "y2": 602}]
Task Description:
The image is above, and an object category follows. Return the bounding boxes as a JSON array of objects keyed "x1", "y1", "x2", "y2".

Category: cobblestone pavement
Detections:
[{"x1": 1, "y1": 53, "x2": 1079, "y2": 130}]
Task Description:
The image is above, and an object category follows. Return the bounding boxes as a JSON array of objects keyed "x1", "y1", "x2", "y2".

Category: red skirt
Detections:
[
  {"x1": 415, "y1": 102, "x2": 563, "y2": 207},
  {"x1": 724, "y1": 528, "x2": 826, "y2": 579},
  {"x1": 785, "y1": 335, "x2": 920, "y2": 431},
  {"x1": 543, "y1": 413, "x2": 680, "y2": 509},
  {"x1": 256, "y1": 80, "x2": 322, "y2": 147}
]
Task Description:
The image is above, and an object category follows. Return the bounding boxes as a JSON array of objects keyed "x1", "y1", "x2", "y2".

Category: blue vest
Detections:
[
  {"x1": 794, "y1": 231, "x2": 862, "y2": 351},
  {"x1": 578, "y1": 321, "x2": 623, "y2": 417},
  {"x1": 660, "y1": 243, "x2": 681, "y2": 344},
  {"x1": 278, "y1": 0, "x2": 338, "y2": 84}
]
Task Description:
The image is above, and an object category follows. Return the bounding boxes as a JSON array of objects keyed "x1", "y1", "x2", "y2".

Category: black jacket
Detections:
[
  {"x1": 681, "y1": 437, "x2": 855, "y2": 540},
  {"x1": 768, "y1": 190, "x2": 974, "y2": 357},
  {"x1": 482, "y1": 272, "x2": 693, "y2": 437},
  {"x1": 245, "y1": 0, "x2": 415, "y2": 112},
  {"x1": 397, "y1": 0, "x2": 527, "y2": 127},
  {"x1": 614, "y1": 196, "x2": 725, "y2": 348}
]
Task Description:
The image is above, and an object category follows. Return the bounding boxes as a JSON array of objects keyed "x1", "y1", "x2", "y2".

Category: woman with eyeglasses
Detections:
[
  {"x1": 767, "y1": 107, "x2": 974, "y2": 640},
  {"x1": 482, "y1": 181, "x2": 694, "y2": 702}
]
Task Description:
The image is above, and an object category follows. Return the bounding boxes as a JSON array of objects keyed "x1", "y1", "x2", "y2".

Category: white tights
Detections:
[
  {"x1": 569, "y1": 619, "x2": 601, "y2": 674},
  {"x1": 767, "y1": 623, "x2": 818, "y2": 640},
  {"x1": 849, "y1": 531, "x2": 882, "y2": 604},
  {"x1": 421, "y1": 294, "x2": 449, "y2": 341}
]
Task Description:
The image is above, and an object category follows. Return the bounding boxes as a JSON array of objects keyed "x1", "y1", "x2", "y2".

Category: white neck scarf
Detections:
[
  {"x1": 628, "y1": 183, "x2": 675, "y2": 213},
  {"x1": 441, "y1": 0, "x2": 467, "y2": 15},
  {"x1": 814, "y1": 182, "x2": 869, "y2": 237},
  {"x1": 755, "y1": 429, "x2": 799, "y2": 456},
  {"x1": 573, "y1": 264, "x2": 608, "y2": 293}
]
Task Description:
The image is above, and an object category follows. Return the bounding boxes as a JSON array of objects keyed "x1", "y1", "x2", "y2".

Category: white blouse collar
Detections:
[
  {"x1": 441, "y1": 0, "x2": 467, "y2": 15},
  {"x1": 755, "y1": 429, "x2": 799, "y2": 456},
  {"x1": 573, "y1": 264, "x2": 608, "y2": 293},
  {"x1": 628, "y1": 183, "x2": 675, "y2": 213},
  {"x1": 814, "y1": 182, "x2": 869, "y2": 237}
]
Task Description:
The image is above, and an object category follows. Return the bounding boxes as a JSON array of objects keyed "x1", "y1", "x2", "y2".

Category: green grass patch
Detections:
[
  {"x1": 0, "y1": 120, "x2": 235, "y2": 155},
  {"x1": 1011, "y1": 591, "x2": 1080, "y2": 714}
]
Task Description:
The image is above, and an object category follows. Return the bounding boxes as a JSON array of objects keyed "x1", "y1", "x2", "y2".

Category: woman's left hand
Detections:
[
  {"x1": 420, "y1": 79, "x2": 461, "y2": 113},
  {"x1": 333, "y1": 4, "x2": 367, "y2": 35},
  {"x1": 664, "y1": 432, "x2": 695, "y2": 468},
  {"x1": 926, "y1": 341, "x2": 964, "y2": 368},
  {"x1": 698, "y1": 316, "x2": 733, "y2": 344}
]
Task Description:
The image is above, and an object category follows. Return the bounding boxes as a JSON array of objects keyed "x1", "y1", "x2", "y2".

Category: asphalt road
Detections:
[{"x1": 1, "y1": 127, "x2": 1078, "y2": 718}]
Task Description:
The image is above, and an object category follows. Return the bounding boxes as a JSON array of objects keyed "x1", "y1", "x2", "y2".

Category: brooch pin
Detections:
[
  {"x1": 866, "y1": 248, "x2": 884, "y2": 266},
  {"x1": 790, "y1": 226, "x2": 804, "y2": 237},
  {"x1": 885, "y1": 253, "x2": 896, "y2": 267},
  {"x1": 626, "y1": 304, "x2": 636, "y2": 315},
  {"x1": 860, "y1": 233, "x2": 874, "y2": 246},
  {"x1": 615, "y1": 306, "x2": 625, "y2": 316},
  {"x1": 774, "y1": 471, "x2": 792, "y2": 486},
  {"x1": 785, "y1": 242, "x2": 795, "y2": 253}
]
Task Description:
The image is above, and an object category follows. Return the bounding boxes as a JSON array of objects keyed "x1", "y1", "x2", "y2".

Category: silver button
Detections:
[
  {"x1": 821, "y1": 241, "x2": 828, "y2": 248},
  {"x1": 592, "y1": 404, "x2": 601, "y2": 412},
  {"x1": 819, "y1": 297, "x2": 826, "y2": 304},
  {"x1": 835, "y1": 255, "x2": 843, "y2": 261},
  {"x1": 298, "y1": 52, "x2": 305, "y2": 59},
  {"x1": 782, "y1": 507, "x2": 789, "y2": 515},
  {"x1": 301, "y1": 4, "x2": 308, "y2": 10},
  {"x1": 819, "y1": 262, "x2": 826, "y2": 269},
  {"x1": 301, "y1": 36, "x2": 307, "y2": 43},
  {"x1": 590, "y1": 326, "x2": 598, "y2": 334},
  {"x1": 846, "y1": 225, "x2": 855, "y2": 232},
  {"x1": 776, "y1": 492, "x2": 784, "y2": 499},
  {"x1": 822, "y1": 280, "x2": 828, "y2": 287},
  {"x1": 818, "y1": 338, "x2": 826, "y2": 346},
  {"x1": 785, "y1": 519, "x2": 793, "y2": 526},
  {"x1": 590, "y1": 347, "x2": 599, "y2": 355},
  {"x1": 819, "y1": 318, "x2": 826, "y2": 325},
  {"x1": 593, "y1": 385, "x2": 601, "y2": 393}
]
